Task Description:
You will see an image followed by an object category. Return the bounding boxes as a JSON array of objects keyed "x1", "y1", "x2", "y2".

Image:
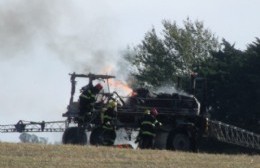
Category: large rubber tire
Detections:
[
  {"x1": 90, "y1": 127, "x2": 116, "y2": 146},
  {"x1": 167, "y1": 132, "x2": 191, "y2": 151},
  {"x1": 172, "y1": 133, "x2": 191, "y2": 151},
  {"x1": 62, "y1": 127, "x2": 87, "y2": 145},
  {"x1": 89, "y1": 127, "x2": 105, "y2": 145}
]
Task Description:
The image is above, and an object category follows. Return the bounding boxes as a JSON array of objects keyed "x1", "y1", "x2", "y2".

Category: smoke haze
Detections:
[
  {"x1": 2, "y1": 0, "x2": 255, "y2": 143},
  {"x1": 0, "y1": 0, "x2": 121, "y2": 68},
  {"x1": 0, "y1": 0, "x2": 128, "y2": 142}
]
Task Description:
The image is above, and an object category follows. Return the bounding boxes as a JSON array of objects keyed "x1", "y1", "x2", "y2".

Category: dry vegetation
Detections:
[{"x1": 0, "y1": 142, "x2": 259, "y2": 168}]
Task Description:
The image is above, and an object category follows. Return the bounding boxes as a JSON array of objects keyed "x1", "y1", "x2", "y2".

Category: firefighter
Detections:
[
  {"x1": 101, "y1": 100, "x2": 117, "y2": 146},
  {"x1": 137, "y1": 107, "x2": 162, "y2": 149},
  {"x1": 78, "y1": 83, "x2": 103, "y2": 123},
  {"x1": 102, "y1": 100, "x2": 117, "y2": 124}
]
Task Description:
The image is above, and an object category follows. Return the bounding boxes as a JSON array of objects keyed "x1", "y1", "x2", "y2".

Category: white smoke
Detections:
[{"x1": 154, "y1": 85, "x2": 192, "y2": 96}]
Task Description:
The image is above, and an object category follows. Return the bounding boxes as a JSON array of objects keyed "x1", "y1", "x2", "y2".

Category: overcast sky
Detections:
[{"x1": 0, "y1": 0, "x2": 259, "y2": 143}]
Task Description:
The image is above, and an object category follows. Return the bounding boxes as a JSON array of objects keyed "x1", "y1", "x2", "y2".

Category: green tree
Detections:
[
  {"x1": 163, "y1": 18, "x2": 219, "y2": 74},
  {"x1": 243, "y1": 38, "x2": 260, "y2": 132},
  {"x1": 204, "y1": 40, "x2": 245, "y2": 121},
  {"x1": 204, "y1": 38, "x2": 260, "y2": 133},
  {"x1": 126, "y1": 18, "x2": 220, "y2": 89}
]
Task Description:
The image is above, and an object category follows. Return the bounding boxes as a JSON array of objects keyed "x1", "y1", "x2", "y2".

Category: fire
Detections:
[
  {"x1": 100, "y1": 65, "x2": 133, "y2": 95},
  {"x1": 108, "y1": 79, "x2": 133, "y2": 96}
]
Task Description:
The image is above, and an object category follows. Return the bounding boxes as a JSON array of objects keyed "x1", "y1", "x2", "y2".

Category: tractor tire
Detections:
[
  {"x1": 62, "y1": 127, "x2": 87, "y2": 145},
  {"x1": 89, "y1": 127, "x2": 105, "y2": 145},
  {"x1": 167, "y1": 132, "x2": 192, "y2": 151},
  {"x1": 90, "y1": 127, "x2": 116, "y2": 146}
]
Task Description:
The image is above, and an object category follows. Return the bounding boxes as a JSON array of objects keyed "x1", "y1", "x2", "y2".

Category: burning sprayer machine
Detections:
[{"x1": 1, "y1": 72, "x2": 260, "y2": 152}]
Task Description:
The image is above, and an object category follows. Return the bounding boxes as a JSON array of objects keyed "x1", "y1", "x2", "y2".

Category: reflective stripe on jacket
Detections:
[
  {"x1": 141, "y1": 131, "x2": 156, "y2": 137},
  {"x1": 80, "y1": 90, "x2": 95, "y2": 100},
  {"x1": 140, "y1": 113, "x2": 160, "y2": 137}
]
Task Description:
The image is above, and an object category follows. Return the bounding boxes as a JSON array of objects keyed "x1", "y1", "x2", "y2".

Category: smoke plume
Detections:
[
  {"x1": 0, "y1": 1, "x2": 127, "y2": 143},
  {"x1": 0, "y1": 0, "x2": 121, "y2": 70}
]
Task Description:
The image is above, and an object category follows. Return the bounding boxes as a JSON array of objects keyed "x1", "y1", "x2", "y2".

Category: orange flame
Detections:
[
  {"x1": 100, "y1": 65, "x2": 133, "y2": 95},
  {"x1": 108, "y1": 79, "x2": 133, "y2": 96}
]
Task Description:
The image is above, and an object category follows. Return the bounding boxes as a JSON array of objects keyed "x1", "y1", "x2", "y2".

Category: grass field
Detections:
[{"x1": 0, "y1": 142, "x2": 259, "y2": 168}]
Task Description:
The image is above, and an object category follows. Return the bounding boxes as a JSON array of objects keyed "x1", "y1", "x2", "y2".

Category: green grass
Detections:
[{"x1": 0, "y1": 142, "x2": 259, "y2": 168}]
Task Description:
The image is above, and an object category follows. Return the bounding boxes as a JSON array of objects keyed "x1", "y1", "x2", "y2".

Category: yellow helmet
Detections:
[
  {"x1": 144, "y1": 109, "x2": 150, "y2": 114},
  {"x1": 107, "y1": 100, "x2": 117, "y2": 109}
]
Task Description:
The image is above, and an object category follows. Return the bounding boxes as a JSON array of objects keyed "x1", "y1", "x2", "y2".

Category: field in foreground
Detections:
[{"x1": 0, "y1": 142, "x2": 259, "y2": 168}]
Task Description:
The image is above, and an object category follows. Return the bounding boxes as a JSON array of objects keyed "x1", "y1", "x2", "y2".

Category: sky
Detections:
[{"x1": 0, "y1": 0, "x2": 259, "y2": 143}]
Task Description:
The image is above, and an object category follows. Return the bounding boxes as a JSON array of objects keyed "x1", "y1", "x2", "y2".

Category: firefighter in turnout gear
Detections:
[
  {"x1": 101, "y1": 100, "x2": 117, "y2": 146},
  {"x1": 137, "y1": 107, "x2": 162, "y2": 149},
  {"x1": 78, "y1": 83, "x2": 103, "y2": 123}
]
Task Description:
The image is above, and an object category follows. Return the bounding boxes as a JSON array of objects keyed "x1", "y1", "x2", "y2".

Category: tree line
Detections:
[{"x1": 124, "y1": 18, "x2": 260, "y2": 133}]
